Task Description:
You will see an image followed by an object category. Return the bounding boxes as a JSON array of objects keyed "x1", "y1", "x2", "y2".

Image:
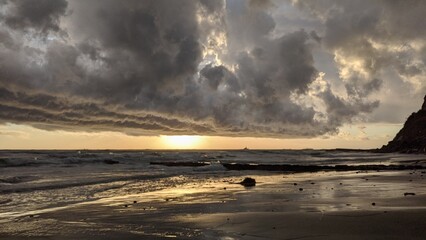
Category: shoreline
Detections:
[{"x1": 1, "y1": 169, "x2": 426, "y2": 239}]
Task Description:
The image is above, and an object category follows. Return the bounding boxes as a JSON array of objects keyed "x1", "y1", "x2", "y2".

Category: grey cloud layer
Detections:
[
  {"x1": 292, "y1": 0, "x2": 426, "y2": 122},
  {"x1": 0, "y1": 0, "x2": 424, "y2": 137}
]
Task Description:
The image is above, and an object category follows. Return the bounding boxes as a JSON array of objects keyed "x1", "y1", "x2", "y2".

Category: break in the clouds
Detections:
[{"x1": 0, "y1": 0, "x2": 425, "y2": 137}]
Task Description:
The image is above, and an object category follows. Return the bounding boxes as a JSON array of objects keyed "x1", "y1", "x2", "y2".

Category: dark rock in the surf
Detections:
[
  {"x1": 222, "y1": 163, "x2": 426, "y2": 172},
  {"x1": 380, "y1": 95, "x2": 426, "y2": 154},
  {"x1": 150, "y1": 161, "x2": 210, "y2": 167},
  {"x1": 240, "y1": 177, "x2": 256, "y2": 187},
  {"x1": 104, "y1": 159, "x2": 119, "y2": 164}
]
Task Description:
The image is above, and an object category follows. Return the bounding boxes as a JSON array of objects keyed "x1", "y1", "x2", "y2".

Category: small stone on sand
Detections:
[
  {"x1": 240, "y1": 177, "x2": 256, "y2": 187},
  {"x1": 404, "y1": 192, "x2": 416, "y2": 196}
]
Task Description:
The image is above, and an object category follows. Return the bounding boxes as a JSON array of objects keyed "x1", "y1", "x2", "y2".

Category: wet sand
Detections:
[{"x1": 1, "y1": 170, "x2": 426, "y2": 239}]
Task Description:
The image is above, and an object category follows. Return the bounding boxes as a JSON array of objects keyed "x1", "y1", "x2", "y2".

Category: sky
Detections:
[{"x1": 0, "y1": 0, "x2": 425, "y2": 149}]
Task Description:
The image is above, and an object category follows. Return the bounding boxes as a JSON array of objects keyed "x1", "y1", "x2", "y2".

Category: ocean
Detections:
[{"x1": 1, "y1": 149, "x2": 425, "y2": 222}]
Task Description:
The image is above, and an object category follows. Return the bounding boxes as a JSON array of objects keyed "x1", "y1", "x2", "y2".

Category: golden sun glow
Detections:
[{"x1": 161, "y1": 135, "x2": 203, "y2": 149}]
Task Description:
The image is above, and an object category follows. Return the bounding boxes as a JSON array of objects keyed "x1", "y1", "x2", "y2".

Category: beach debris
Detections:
[
  {"x1": 293, "y1": 183, "x2": 297, "y2": 186},
  {"x1": 124, "y1": 204, "x2": 128, "y2": 208},
  {"x1": 404, "y1": 192, "x2": 416, "y2": 196},
  {"x1": 299, "y1": 188, "x2": 303, "y2": 191},
  {"x1": 133, "y1": 201, "x2": 137, "y2": 204},
  {"x1": 240, "y1": 177, "x2": 256, "y2": 187},
  {"x1": 371, "y1": 202, "x2": 376, "y2": 206},
  {"x1": 104, "y1": 159, "x2": 119, "y2": 164}
]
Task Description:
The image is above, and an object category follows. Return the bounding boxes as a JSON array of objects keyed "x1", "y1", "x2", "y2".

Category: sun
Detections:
[{"x1": 161, "y1": 135, "x2": 202, "y2": 149}]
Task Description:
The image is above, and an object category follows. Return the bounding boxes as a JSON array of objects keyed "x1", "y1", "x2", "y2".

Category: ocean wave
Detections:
[
  {"x1": 0, "y1": 175, "x2": 40, "y2": 184},
  {"x1": 0, "y1": 173, "x2": 168, "y2": 194}
]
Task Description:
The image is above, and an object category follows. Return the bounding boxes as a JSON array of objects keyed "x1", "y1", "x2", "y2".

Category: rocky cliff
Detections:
[{"x1": 380, "y1": 95, "x2": 426, "y2": 153}]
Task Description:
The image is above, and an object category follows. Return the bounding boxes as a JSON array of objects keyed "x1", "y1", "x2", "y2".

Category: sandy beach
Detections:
[{"x1": 2, "y1": 168, "x2": 426, "y2": 239}]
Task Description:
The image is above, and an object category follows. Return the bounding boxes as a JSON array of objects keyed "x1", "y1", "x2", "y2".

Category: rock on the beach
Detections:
[
  {"x1": 240, "y1": 177, "x2": 256, "y2": 187},
  {"x1": 104, "y1": 159, "x2": 119, "y2": 164},
  {"x1": 404, "y1": 192, "x2": 416, "y2": 196}
]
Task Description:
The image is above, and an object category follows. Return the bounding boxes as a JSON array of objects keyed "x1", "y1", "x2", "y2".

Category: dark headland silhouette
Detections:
[{"x1": 380, "y1": 95, "x2": 426, "y2": 153}]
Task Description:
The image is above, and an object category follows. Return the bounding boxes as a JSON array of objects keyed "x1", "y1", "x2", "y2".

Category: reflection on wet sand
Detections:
[{"x1": 1, "y1": 170, "x2": 426, "y2": 239}]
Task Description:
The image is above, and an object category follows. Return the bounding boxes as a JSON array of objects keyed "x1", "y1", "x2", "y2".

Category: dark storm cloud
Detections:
[
  {"x1": 0, "y1": 87, "x2": 214, "y2": 135},
  {"x1": 199, "y1": 0, "x2": 225, "y2": 13},
  {"x1": 292, "y1": 0, "x2": 426, "y2": 92},
  {"x1": 64, "y1": 0, "x2": 203, "y2": 102},
  {"x1": 232, "y1": 30, "x2": 317, "y2": 100},
  {"x1": 0, "y1": 0, "x2": 331, "y2": 137},
  {"x1": 200, "y1": 64, "x2": 239, "y2": 91},
  {"x1": 0, "y1": 0, "x2": 423, "y2": 137},
  {"x1": 318, "y1": 86, "x2": 379, "y2": 126},
  {"x1": 289, "y1": 0, "x2": 426, "y2": 125},
  {"x1": 249, "y1": 0, "x2": 274, "y2": 9},
  {"x1": 2, "y1": 0, "x2": 67, "y2": 33}
]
